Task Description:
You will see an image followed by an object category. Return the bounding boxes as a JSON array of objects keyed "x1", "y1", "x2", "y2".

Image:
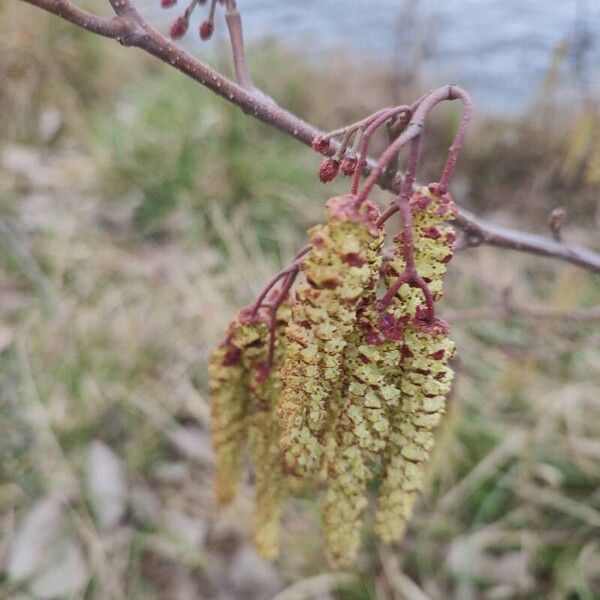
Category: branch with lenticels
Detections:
[{"x1": 18, "y1": 0, "x2": 600, "y2": 275}]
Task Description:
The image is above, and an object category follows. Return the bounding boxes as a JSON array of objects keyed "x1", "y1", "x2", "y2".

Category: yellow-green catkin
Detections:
[
  {"x1": 244, "y1": 302, "x2": 293, "y2": 560},
  {"x1": 210, "y1": 303, "x2": 294, "y2": 559},
  {"x1": 278, "y1": 195, "x2": 384, "y2": 479},
  {"x1": 374, "y1": 184, "x2": 457, "y2": 543},
  {"x1": 208, "y1": 315, "x2": 256, "y2": 506},
  {"x1": 322, "y1": 303, "x2": 403, "y2": 567}
]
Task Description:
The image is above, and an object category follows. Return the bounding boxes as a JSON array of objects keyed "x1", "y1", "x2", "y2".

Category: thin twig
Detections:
[
  {"x1": 454, "y1": 208, "x2": 600, "y2": 274},
  {"x1": 223, "y1": 0, "x2": 254, "y2": 90},
  {"x1": 356, "y1": 85, "x2": 471, "y2": 204},
  {"x1": 382, "y1": 110, "x2": 412, "y2": 187},
  {"x1": 351, "y1": 105, "x2": 411, "y2": 195}
]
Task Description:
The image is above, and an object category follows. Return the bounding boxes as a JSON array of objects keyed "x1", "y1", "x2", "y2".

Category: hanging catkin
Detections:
[
  {"x1": 210, "y1": 302, "x2": 295, "y2": 558},
  {"x1": 277, "y1": 195, "x2": 384, "y2": 479},
  {"x1": 322, "y1": 303, "x2": 402, "y2": 567},
  {"x1": 374, "y1": 184, "x2": 457, "y2": 542},
  {"x1": 208, "y1": 313, "x2": 258, "y2": 505},
  {"x1": 244, "y1": 302, "x2": 293, "y2": 559}
]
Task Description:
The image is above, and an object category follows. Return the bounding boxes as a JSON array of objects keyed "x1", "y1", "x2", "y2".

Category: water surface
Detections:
[{"x1": 141, "y1": 0, "x2": 600, "y2": 113}]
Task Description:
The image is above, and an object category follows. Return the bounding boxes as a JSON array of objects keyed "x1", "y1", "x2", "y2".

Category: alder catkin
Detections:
[
  {"x1": 278, "y1": 195, "x2": 384, "y2": 479},
  {"x1": 208, "y1": 317, "x2": 254, "y2": 505},
  {"x1": 374, "y1": 184, "x2": 457, "y2": 543},
  {"x1": 244, "y1": 303, "x2": 292, "y2": 560},
  {"x1": 322, "y1": 304, "x2": 402, "y2": 567},
  {"x1": 210, "y1": 303, "x2": 294, "y2": 559}
]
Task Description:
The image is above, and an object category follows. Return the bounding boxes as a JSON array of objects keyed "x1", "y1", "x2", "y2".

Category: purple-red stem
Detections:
[
  {"x1": 377, "y1": 190, "x2": 435, "y2": 321},
  {"x1": 439, "y1": 87, "x2": 474, "y2": 191},
  {"x1": 350, "y1": 106, "x2": 412, "y2": 195},
  {"x1": 223, "y1": 1, "x2": 253, "y2": 90},
  {"x1": 377, "y1": 135, "x2": 422, "y2": 226},
  {"x1": 250, "y1": 264, "x2": 298, "y2": 315},
  {"x1": 264, "y1": 270, "x2": 296, "y2": 368},
  {"x1": 356, "y1": 85, "x2": 470, "y2": 206}
]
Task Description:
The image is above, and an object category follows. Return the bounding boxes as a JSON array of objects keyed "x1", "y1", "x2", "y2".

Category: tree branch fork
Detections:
[{"x1": 17, "y1": 0, "x2": 600, "y2": 275}]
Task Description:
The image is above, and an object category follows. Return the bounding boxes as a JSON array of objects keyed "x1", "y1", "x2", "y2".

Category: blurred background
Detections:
[{"x1": 1, "y1": 0, "x2": 599, "y2": 598}]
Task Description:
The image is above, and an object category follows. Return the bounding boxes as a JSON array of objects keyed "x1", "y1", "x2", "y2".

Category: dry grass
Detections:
[{"x1": 1, "y1": 5, "x2": 600, "y2": 599}]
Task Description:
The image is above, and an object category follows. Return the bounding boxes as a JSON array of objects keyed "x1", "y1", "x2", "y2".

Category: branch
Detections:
[
  {"x1": 20, "y1": 0, "x2": 128, "y2": 37},
  {"x1": 454, "y1": 208, "x2": 600, "y2": 274},
  {"x1": 17, "y1": 0, "x2": 600, "y2": 275}
]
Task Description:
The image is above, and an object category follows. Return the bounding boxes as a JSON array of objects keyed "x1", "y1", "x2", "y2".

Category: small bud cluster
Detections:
[
  {"x1": 318, "y1": 158, "x2": 340, "y2": 183},
  {"x1": 208, "y1": 184, "x2": 458, "y2": 567},
  {"x1": 163, "y1": 0, "x2": 219, "y2": 42}
]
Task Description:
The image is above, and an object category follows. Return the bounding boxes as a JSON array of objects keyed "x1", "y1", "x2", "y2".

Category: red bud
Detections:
[
  {"x1": 199, "y1": 20, "x2": 214, "y2": 40},
  {"x1": 311, "y1": 136, "x2": 331, "y2": 154},
  {"x1": 318, "y1": 158, "x2": 340, "y2": 183},
  {"x1": 160, "y1": 0, "x2": 177, "y2": 8},
  {"x1": 340, "y1": 155, "x2": 357, "y2": 176},
  {"x1": 170, "y1": 16, "x2": 188, "y2": 39}
]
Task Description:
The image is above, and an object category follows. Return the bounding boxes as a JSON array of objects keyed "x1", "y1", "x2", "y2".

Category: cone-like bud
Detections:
[
  {"x1": 199, "y1": 20, "x2": 214, "y2": 40},
  {"x1": 318, "y1": 157, "x2": 340, "y2": 183},
  {"x1": 169, "y1": 16, "x2": 188, "y2": 39},
  {"x1": 340, "y1": 155, "x2": 358, "y2": 176},
  {"x1": 312, "y1": 136, "x2": 331, "y2": 154}
]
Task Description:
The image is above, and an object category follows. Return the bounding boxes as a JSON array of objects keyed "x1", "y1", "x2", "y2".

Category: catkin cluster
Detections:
[{"x1": 208, "y1": 185, "x2": 458, "y2": 568}]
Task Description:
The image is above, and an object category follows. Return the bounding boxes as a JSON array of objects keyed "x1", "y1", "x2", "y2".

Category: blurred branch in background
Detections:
[{"x1": 16, "y1": 0, "x2": 600, "y2": 275}]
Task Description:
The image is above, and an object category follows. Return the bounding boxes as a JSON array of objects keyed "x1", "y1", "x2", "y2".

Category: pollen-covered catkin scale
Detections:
[
  {"x1": 278, "y1": 195, "x2": 384, "y2": 479},
  {"x1": 374, "y1": 321, "x2": 455, "y2": 542},
  {"x1": 374, "y1": 184, "x2": 458, "y2": 543},
  {"x1": 322, "y1": 304, "x2": 402, "y2": 568},
  {"x1": 243, "y1": 302, "x2": 293, "y2": 560}
]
